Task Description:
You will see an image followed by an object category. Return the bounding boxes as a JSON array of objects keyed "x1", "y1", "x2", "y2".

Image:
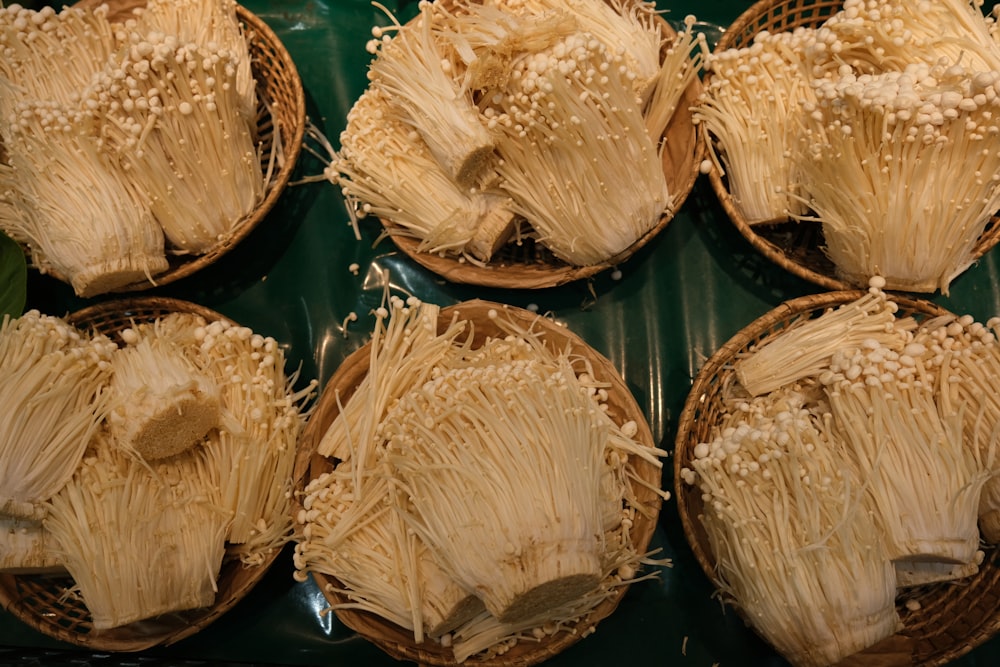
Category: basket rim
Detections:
[
  {"x1": 700, "y1": 0, "x2": 1000, "y2": 294},
  {"x1": 672, "y1": 289, "x2": 1000, "y2": 667},
  {"x1": 65, "y1": 295, "x2": 231, "y2": 329},
  {"x1": 374, "y1": 6, "x2": 705, "y2": 290},
  {"x1": 0, "y1": 296, "x2": 282, "y2": 651},
  {"x1": 293, "y1": 298, "x2": 663, "y2": 666}
]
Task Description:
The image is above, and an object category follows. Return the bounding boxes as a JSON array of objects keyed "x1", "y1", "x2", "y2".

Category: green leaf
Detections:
[{"x1": 0, "y1": 231, "x2": 27, "y2": 319}]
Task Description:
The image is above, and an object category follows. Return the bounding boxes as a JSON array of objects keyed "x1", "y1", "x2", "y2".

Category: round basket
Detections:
[
  {"x1": 376, "y1": 7, "x2": 703, "y2": 290},
  {"x1": 26, "y1": 1, "x2": 305, "y2": 295},
  {"x1": 0, "y1": 297, "x2": 284, "y2": 651},
  {"x1": 293, "y1": 299, "x2": 663, "y2": 666},
  {"x1": 673, "y1": 290, "x2": 1000, "y2": 666},
  {"x1": 700, "y1": 0, "x2": 1000, "y2": 292}
]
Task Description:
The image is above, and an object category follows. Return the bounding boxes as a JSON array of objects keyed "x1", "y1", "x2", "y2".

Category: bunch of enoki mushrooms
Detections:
[
  {"x1": 293, "y1": 297, "x2": 669, "y2": 663},
  {"x1": 0, "y1": 308, "x2": 315, "y2": 631},
  {"x1": 311, "y1": 0, "x2": 704, "y2": 269},
  {"x1": 0, "y1": 0, "x2": 271, "y2": 296},
  {"x1": 680, "y1": 278, "x2": 1000, "y2": 667},
  {"x1": 694, "y1": 0, "x2": 1000, "y2": 293}
]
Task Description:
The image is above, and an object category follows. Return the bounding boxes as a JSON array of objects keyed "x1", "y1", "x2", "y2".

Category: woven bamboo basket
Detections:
[
  {"x1": 292, "y1": 299, "x2": 663, "y2": 666},
  {"x1": 673, "y1": 290, "x2": 1000, "y2": 666},
  {"x1": 376, "y1": 4, "x2": 704, "y2": 289},
  {"x1": 23, "y1": 1, "x2": 306, "y2": 295},
  {"x1": 0, "y1": 297, "x2": 286, "y2": 651},
  {"x1": 700, "y1": 0, "x2": 1000, "y2": 292}
]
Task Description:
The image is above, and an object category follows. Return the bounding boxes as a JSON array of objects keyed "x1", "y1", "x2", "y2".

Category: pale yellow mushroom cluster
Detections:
[
  {"x1": 0, "y1": 0, "x2": 265, "y2": 297},
  {"x1": 0, "y1": 311, "x2": 114, "y2": 576},
  {"x1": 0, "y1": 310, "x2": 116, "y2": 523},
  {"x1": 695, "y1": 0, "x2": 1000, "y2": 293},
  {"x1": 694, "y1": 28, "x2": 818, "y2": 224},
  {"x1": 685, "y1": 386, "x2": 900, "y2": 667},
  {"x1": 0, "y1": 309, "x2": 316, "y2": 628},
  {"x1": 293, "y1": 297, "x2": 667, "y2": 663},
  {"x1": 680, "y1": 278, "x2": 1000, "y2": 667},
  {"x1": 326, "y1": 0, "x2": 702, "y2": 267}
]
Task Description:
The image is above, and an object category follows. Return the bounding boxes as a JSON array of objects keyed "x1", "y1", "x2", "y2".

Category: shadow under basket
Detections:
[
  {"x1": 28, "y1": 1, "x2": 306, "y2": 295},
  {"x1": 379, "y1": 9, "x2": 704, "y2": 290},
  {"x1": 292, "y1": 299, "x2": 664, "y2": 666},
  {"x1": 673, "y1": 289, "x2": 1000, "y2": 667},
  {"x1": 0, "y1": 297, "x2": 282, "y2": 652},
  {"x1": 700, "y1": 0, "x2": 1000, "y2": 293}
]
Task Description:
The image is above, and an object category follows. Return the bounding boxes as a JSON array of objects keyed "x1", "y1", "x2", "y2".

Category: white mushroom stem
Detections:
[
  {"x1": 0, "y1": 99, "x2": 169, "y2": 296},
  {"x1": 810, "y1": 0, "x2": 1000, "y2": 76},
  {"x1": 190, "y1": 317, "x2": 316, "y2": 561},
  {"x1": 734, "y1": 281, "x2": 912, "y2": 397},
  {"x1": 491, "y1": 0, "x2": 665, "y2": 99},
  {"x1": 87, "y1": 35, "x2": 264, "y2": 254},
  {"x1": 43, "y1": 432, "x2": 229, "y2": 631},
  {"x1": 479, "y1": 306, "x2": 667, "y2": 479},
  {"x1": 681, "y1": 387, "x2": 900, "y2": 667},
  {"x1": 447, "y1": 456, "x2": 659, "y2": 663},
  {"x1": 798, "y1": 62, "x2": 1000, "y2": 293},
  {"x1": 367, "y1": 2, "x2": 495, "y2": 187},
  {"x1": 297, "y1": 298, "x2": 489, "y2": 641},
  {"x1": 481, "y1": 32, "x2": 670, "y2": 265},
  {"x1": 693, "y1": 27, "x2": 818, "y2": 223},
  {"x1": 300, "y1": 479, "x2": 410, "y2": 629},
  {"x1": 912, "y1": 314, "x2": 1000, "y2": 541},
  {"x1": 131, "y1": 0, "x2": 257, "y2": 122},
  {"x1": 329, "y1": 86, "x2": 516, "y2": 261},
  {"x1": 428, "y1": 0, "x2": 578, "y2": 92},
  {"x1": 294, "y1": 470, "x2": 416, "y2": 631},
  {"x1": 293, "y1": 463, "x2": 482, "y2": 643},
  {"x1": 0, "y1": 4, "x2": 119, "y2": 109},
  {"x1": 0, "y1": 311, "x2": 115, "y2": 520},
  {"x1": 642, "y1": 14, "x2": 703, "y2": 146},
  {"x1": 316, "y1": 296, "x2": 465, "y2": 464},
  {"x1": 821, "y1": 337, "x2": 989, "y2": 564},
  {"x1": 383, "y1": 356, "x2": 607, "y2": 624}
]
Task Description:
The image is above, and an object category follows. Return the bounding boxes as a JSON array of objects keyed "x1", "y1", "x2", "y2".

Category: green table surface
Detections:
[{"x1": 5, "y1": 1, "x2": 1000, "y2": 665}]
